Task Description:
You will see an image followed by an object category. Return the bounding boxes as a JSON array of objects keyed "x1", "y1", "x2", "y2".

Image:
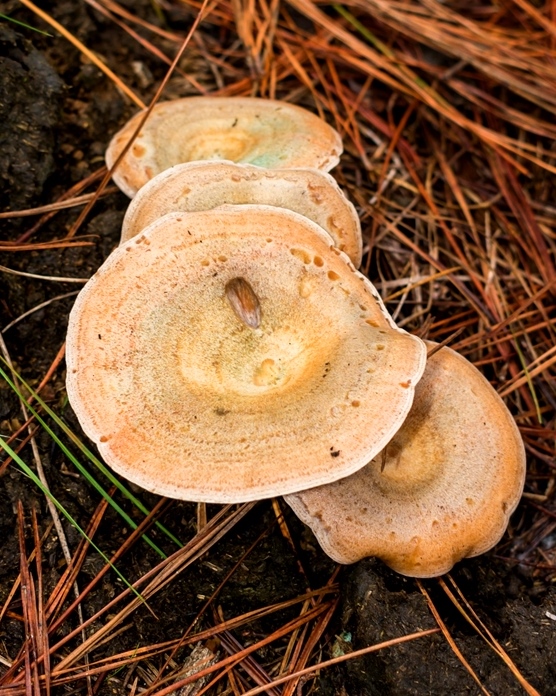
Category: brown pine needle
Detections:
[
  {"x1": 426, "y1": 327, "x2": 466, "y2": 358},
  {"x1": 417, "y1": 580, "x2": 492, "y2": 696},
  {"x1": 2, "y1": 292, "x2": 80, "y2": 334},
  {"x1": 18, "y1": 0, "x2": 145, "y2": 108},
  {"x1": 440, "y1": 575, "x2": 542, "y2": 696},
  {"x1": 0, "y1": 188, "x2": 118, "y2": 219},
  {"x1": 239, "y1": 627, "x2": 441, "y2": 696},
  {"x1": 0, "y1": 266, "x2": 90, "y2": 283}
]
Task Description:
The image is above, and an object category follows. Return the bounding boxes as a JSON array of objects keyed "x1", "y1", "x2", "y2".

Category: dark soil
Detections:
[{"x1": 0, "y1": 2, "x2": 555, "y2": 695}]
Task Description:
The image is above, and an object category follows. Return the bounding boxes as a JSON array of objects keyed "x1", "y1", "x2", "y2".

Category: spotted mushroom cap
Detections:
[
  {"x1": 106, "y1": 97, "x2": 343, "y2": 197},
  {"x1": 120, "y1": 161, "x2": 363, "y2": 267},
  {"x1": 285, "y1": 343, "x2": 526, "y2": 577},
  {"x1": 66, "y1": 205, "x2": 426, "y2": 503}
]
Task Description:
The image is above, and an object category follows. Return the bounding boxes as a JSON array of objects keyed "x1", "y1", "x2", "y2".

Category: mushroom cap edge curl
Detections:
[
  {"x1": 120, "y1": 160, "x2": 363, "y2": 267},
  {"x1": 106, "y1": 96, "x2": 343, "y2": 197},
  {"x1": 285, "y1": 343, "x2": 526, "y2": 577},
  {"x1": 66, "y1": 205, "x2": 427, "y2": 503}
]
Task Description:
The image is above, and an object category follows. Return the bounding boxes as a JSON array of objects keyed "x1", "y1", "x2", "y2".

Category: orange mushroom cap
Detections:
[
  {"x1": 106, "y1": 97, "x2": 343, "y2": 197},
  {"x1": 66, "y1": 205, "x2": 426, "y2": 503},
  {"x1": 285, "y1": 343, "x2": 526, "y2": 577},
  {"x1": 120, "y1": 161, "x2": 363, "y2": 266}
]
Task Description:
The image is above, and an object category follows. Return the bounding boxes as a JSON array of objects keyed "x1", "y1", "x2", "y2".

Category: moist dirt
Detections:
[{"x1": 0, "y1": 3, "x2": 555, "y2": 695}]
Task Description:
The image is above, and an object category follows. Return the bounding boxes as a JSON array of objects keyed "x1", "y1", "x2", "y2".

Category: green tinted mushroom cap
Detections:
[
  {"x1": 106, "y1": 97, "x2": 343, "y2": 197},
  {"x1": 66, "y1": 205, "x2": 426, "y2": 503},
  {"x1": 285, "y1": 343, "x2": 526, "y2": 577}
]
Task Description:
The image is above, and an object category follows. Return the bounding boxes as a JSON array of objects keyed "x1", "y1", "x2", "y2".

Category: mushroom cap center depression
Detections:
[
  {"x1": 149, "y1": 119, "x2": 314, "y2": 170},
  {"x1": 156, "y1": 124, "x2": 256, "y2": 164},
  {"x1": 105, "y1": 98, "x2": 343, "y2": 198},
  {"x1": 178, "y1": 323, "x2": 310, "y2": 396},
  {"x1": 145, "y1": 277, "x2": 333, "y2": 401},
  {"x1": 66, "y1": 206, "x2": 426, "y2": 502},
  {"x1": 371, "y1": 409, "x2": 445, "y2": 488},
  {"x1": 131, "y1": 250, "x2": 365, "y2": 419}
]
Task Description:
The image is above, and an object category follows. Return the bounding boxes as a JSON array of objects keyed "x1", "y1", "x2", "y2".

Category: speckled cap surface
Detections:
[
  {"x1": 66, "y1": 205, "x2": 426, "y2": 503},
  {"x1": 106, "y1": 97, "x2": 343, "y2": 197},
  {"x1": 120, "y1": 161, "x2": 362, "y2": 266},
  {"x1": 286, "y1": 343, "x2": 526, "y2": 577}
]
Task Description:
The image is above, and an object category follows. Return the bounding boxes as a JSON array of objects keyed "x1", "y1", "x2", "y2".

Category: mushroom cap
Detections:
[
  {"x1": 285, "y1": 343, "x2": 526, "y2": 577},
  {"x1": 120, "y1": 161, "x2": 363, "y2": 267},
  {"x1": 106, "y1": 97, "x2": 343, "y2": 197},
  {"x1": 66, "y1": 205, "x2": 426, "y2": 503}
]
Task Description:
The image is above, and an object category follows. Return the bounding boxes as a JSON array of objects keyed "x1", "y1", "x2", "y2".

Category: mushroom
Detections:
[
  {"x1": 285, "y1": 343, "x2": 526, "y2": 577},
  {"x1": 106, "y1": 97, "x2": 343, "y2": 197},
  {"x1": 66, "y1": 205, "x2": 426, "y2": 503},
  {"x1": 120, "y1": 161, "x2": 363, "y2": 267}
]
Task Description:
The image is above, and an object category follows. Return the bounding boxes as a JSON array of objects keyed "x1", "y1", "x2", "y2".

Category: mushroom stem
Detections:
[{"x1": 225, "y1": 277, "x2": 261, "y2": 329}]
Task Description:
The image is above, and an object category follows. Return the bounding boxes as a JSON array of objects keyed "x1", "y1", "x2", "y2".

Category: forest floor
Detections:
[{"x1": 0, "y1": 1, "x2": 555, "y2": 694}]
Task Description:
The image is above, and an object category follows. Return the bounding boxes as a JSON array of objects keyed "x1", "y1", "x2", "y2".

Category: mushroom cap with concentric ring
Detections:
[
  {"x1": 120, "y1": 161, "x2": 362, "y2": 266},
  {"x1": 285, "y1": 343, "x2": 526, "y2": 577},
  {"x1": 106, "y1": 97, "x2": 343, "y2": 197},
  {"x1": 66, "y1": 205, "x2": 426, "y2": 503}
]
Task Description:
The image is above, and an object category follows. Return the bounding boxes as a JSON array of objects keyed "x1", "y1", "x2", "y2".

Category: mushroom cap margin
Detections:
[
  {"x1": 285, "y1": 343, "x2": 526, "y2": 577},
  {"x1": 106, "y1": 97, "x2": 343, "y2": 197},
  {"x1": 66, "y1": 205, "x2": 427, "y2": 503},
  {"x1": 120, "y1": 160, "x2": 363, "y2": 267}
]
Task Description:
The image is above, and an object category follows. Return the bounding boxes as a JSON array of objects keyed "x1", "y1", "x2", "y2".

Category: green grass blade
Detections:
[
  {"x1": 0, "y1": 434, "x2": 145, "y2": 602},
  {"x1": 0, "y1": 13, "x2": 53, "y2": 36},
  {"x1": 0, "y1": 363, "x2": 182, "y2": 553}
]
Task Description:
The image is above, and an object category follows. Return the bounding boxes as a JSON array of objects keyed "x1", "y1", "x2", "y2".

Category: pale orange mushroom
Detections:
[
  {"x1": 120, "y1": 161, "x2": 363, "y2": 267},
  {"x1": 66, "y1": 205, "x2": 426, "y2": 503},
  {"x1": 106, "y1": 97, "x2": 343, "y2": 197},
  {"x1": 285, "y1": 343, "x2": 526, "y2": 577}
]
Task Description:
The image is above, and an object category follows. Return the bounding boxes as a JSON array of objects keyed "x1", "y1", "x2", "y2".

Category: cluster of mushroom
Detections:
[{"x1": 66, "y1": 97, "x2": 526, "y2": 578}]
